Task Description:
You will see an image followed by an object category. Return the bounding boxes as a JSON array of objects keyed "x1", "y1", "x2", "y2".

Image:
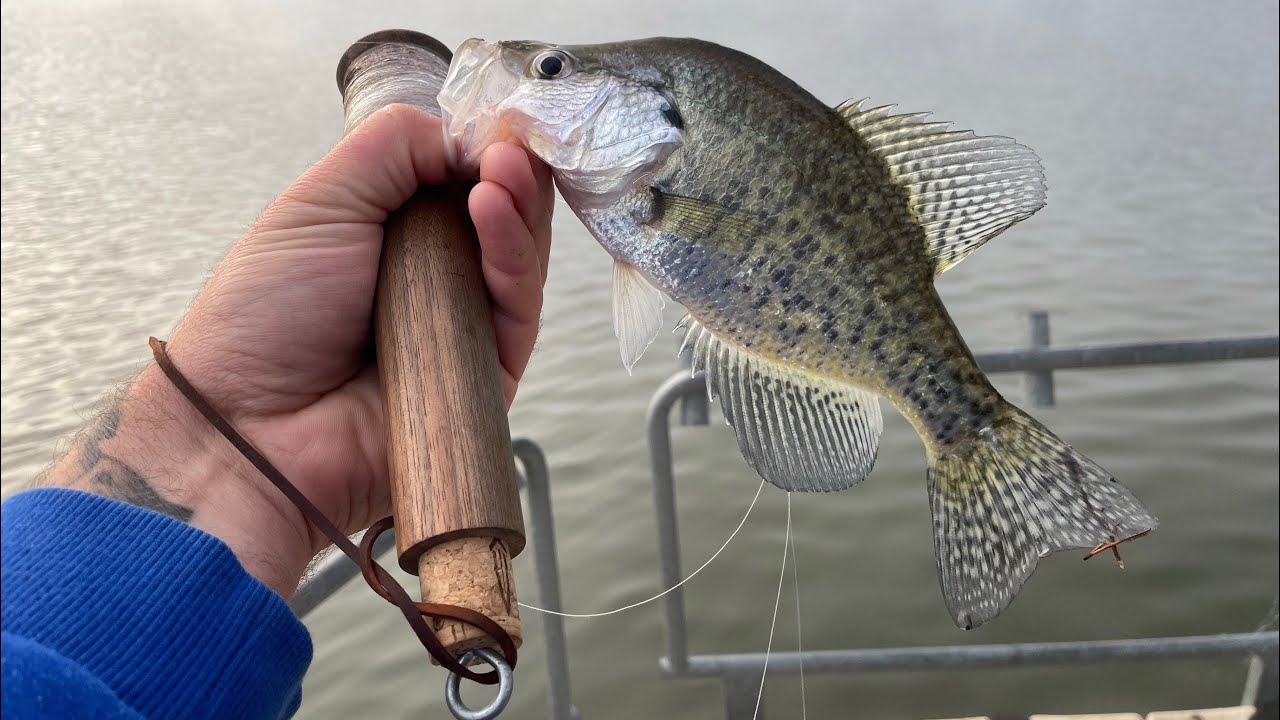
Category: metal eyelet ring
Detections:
[{"x1": 445, "y1": 648, "x2": 515, "y2": 720}]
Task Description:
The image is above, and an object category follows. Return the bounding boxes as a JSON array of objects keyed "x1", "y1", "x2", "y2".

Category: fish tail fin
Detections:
[{"x1": 927, "y1": 402, "x2": 1157, "y2": 629}]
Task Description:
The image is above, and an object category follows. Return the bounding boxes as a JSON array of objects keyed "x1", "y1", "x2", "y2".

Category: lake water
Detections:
[{"x1": 2, "y1": 1, "x2": 1277, "y2": 718}]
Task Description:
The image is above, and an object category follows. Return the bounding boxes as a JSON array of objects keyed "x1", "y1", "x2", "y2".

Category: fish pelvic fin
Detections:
[
  {"x1": 836, "y1": 99, "x2": 1047, "y2": 275},
  {"x1": 613, "y1": 258, "x2": 666, "y2": 373},
  {"x1": 681, "y1": 318, "x2": 884, "y2": 492},
  {"x1": 927, "y1": 404, "x2": 1157, "y2": 629}
]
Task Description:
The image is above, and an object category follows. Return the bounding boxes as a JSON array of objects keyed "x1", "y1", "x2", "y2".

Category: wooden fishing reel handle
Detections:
[{"x1": 336, "y1": 30, "x2": 525, "y2": 659}]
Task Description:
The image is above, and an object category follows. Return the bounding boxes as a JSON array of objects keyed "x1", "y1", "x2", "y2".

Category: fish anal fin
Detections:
[
  {"x1": 836, "y1": 98, "x2": 1047, "y2": 275},
  {"x1": 613, "y1": 259, "x2": 666, "y2": 373},
  {"x1": 681, "y1": 318, "x2": 884, "y2": 492}
]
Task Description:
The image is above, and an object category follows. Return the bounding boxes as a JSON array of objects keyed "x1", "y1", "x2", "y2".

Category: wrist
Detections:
[{"x1": 38, "y1": 351, "x2": 315, "y2": 599}]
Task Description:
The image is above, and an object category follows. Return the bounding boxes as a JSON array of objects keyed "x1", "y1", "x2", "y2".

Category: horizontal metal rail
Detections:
[
  {"x1": 663, "y1": 632, "x2": 1279, "y2": 676},
  {"x1": 292, "y1": 531, "x2": 396, "y2": 618},
  {"x1": 976, "y1": 334, "x2": 1279, "y2": 373},
  {"x1": 647, "y1": 328, "x2": 1279, "y2": 717}
]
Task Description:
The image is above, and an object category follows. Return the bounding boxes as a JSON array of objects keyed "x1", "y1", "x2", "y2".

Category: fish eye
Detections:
[{"x1": 531, "y1": 50, "x2": 571, "y2": 80}]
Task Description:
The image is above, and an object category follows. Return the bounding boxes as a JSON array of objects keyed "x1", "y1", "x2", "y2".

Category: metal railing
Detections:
[
  {"x1": 652, "y1": 313, "x2": 1279, "y2": 718},
  {"x1": 294, "y1": 313, "x2": 1279, "y2": 719}
]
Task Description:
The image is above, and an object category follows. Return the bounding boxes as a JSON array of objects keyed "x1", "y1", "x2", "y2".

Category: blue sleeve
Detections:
[{"x1": 1, "y1": 488, "x2": 313, "y2": 720}]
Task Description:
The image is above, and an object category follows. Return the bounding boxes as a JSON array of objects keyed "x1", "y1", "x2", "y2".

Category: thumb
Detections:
[{"x1": 253, "y1": 103, "x2": 450, "y2": 236}]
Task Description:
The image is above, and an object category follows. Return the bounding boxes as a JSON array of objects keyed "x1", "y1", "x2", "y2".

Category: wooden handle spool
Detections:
[{"x1": 336, "y1": 30, "x2": 525, "y2": 659}]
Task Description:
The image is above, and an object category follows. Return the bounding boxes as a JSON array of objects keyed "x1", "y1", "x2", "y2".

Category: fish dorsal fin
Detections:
[
  {"x1": 613, "y1": 258, "x2": 666, "y2": 374},
  {"x1": 679, "y1": 316, "x2": 884, "y2": 492},
  {"x1": 836, "y1": 98, "x2": 1047, "y2": 274}
]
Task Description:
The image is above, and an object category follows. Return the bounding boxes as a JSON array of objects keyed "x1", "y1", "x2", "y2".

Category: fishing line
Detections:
[
  {"x1": 790, "y1": 502, "x2": 807, "y2": 720},
  {"x1": 518, "y1": 478, "x2": 767, "y2": 618},
  {"x1": 753, "y1": 491, "x2": 792, "y2": 720}
]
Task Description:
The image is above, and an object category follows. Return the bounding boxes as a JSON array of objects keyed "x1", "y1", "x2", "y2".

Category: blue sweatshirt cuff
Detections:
[{"x1": 1, "y1": 488, "x2": 313, "y2": 719}]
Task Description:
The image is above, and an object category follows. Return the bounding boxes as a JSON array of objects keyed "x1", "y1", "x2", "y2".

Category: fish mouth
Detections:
[
  {"x1": 438, "y1": 38, "x2": 528, "y2": 176},
  {"x1": 440, "y1": 38, "x2": 545, "y2": 176},
  {"x1": 438, "y1": 37, "x2": 684, "y2": 208},
  {"x1": 438, "y1": 38, "x2": 623, "y2": 182}
]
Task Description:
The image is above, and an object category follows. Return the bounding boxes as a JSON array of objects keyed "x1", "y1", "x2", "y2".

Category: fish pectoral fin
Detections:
[
  {"x1": 837, "y1": 99, "x2": 1047, "y2": 274},
  {"x1": 646, "y1": 189, "x2": 774, "y2": 241},
  {"x1": 613, "y1": 258, "x2": 666, "y2": 374},
  {"x1": 681, "y1": 318, "x2": 884, "y2": 492}
]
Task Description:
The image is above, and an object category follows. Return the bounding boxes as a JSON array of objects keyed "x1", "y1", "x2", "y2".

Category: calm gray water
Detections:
[{"x1": 3, "y1": 1, "x2": 1277, "y2": 717}]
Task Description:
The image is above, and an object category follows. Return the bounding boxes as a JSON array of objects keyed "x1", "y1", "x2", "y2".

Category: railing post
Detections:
[
  {"x1": 722, "y1": 672, "x2": 763, "y2": 720},
  {"x1": 1243, "y1": 650, "x2": 1280, "y2": 709},
  {"x1": 648, "y1": 373, "x2": 707, "y2": 674},
  {"x1": 513, "y1": 438, "x2": 580, "y2": 720},
  {"x1": 1026, "y1": 310, "x2": 1055, "y2": 407}
]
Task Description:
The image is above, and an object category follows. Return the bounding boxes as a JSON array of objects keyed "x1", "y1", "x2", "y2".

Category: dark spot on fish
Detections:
[
  {"x1": 868, "y1": 339, "x2": 883, "y2": 352},
  {"x1": 826, "y1": 286, "x2": 838, "y2": 298},
  {"x1": 795, "y1": 323, "x2": 807, "y2": 335},
  {"x1": 863, "y1": 301, "x2": 875, "y2": 315},
  {"x1": 784, "y1": 218, "x2": 799, "y2": 234},
  {"x1": 751, "y1": 296, "x2": 768, "y2": 310},
  {"x1": 823, "y1": 254, "x2": 837, "y2": 268}
]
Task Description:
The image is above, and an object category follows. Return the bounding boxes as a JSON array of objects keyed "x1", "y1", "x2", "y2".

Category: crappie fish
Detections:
[{"x1": 439, "y1": 37, "x2": 1157, "y2": 628}]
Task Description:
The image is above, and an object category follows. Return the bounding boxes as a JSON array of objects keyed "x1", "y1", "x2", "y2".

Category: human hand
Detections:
[{"x1": 36, "y1": 104, "x2": 554, "y2": 598}]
